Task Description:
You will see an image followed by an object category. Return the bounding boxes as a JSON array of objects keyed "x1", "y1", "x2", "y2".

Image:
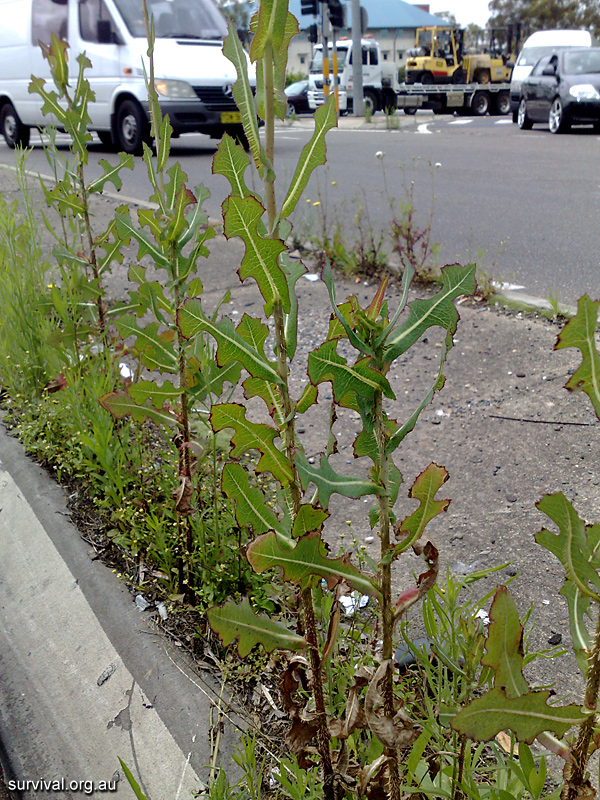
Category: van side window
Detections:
[
  {"x1": 32, "y1": 0, "x2": 69, "y2": 45},
  {"x1": 79, "y1": 0, "x2": 115, "y2": 42}
]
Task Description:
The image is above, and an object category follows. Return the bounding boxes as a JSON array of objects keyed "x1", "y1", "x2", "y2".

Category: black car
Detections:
[
  {"x1": 518, "y1": 47, "x2": 600, "y2": 133},
  {"x1": 284, "y1": 80, "x2": 310, "y2": 115}
]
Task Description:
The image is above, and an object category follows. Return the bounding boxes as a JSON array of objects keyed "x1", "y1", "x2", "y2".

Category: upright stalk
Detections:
[
  {"x1": 563, "y1": 606, "x2": 600, "y2": 800},
  {"x1": 263, "y1": 42, "x2": 334, "y2": 797},
  {"x1": 374, "y1": 388, "x2": 401, "y2": 800}
]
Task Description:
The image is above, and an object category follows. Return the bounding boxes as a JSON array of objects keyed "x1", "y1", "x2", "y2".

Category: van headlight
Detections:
[
  {"x1": 569, "y1": 84, "x2": 600, "y2": 101},
  {"x1": 154, "y1": 79, "x2": 197, "y2": 99}
]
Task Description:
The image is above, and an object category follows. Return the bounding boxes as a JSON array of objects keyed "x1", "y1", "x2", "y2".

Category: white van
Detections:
[
  {"x1": 0, "y1": 0, "x2": 249, "y2": 153},
  {"x1": 510, "y1": 29, "x2": 592, "y2": 119}
]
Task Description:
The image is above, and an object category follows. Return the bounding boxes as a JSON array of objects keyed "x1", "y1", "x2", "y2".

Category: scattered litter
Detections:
[
  {"x1": 365, "y1": 536, "x2": 374, "y2": 544},
  {"x1": 156, "y1": 601, "x2": 168, "y2": 621},
  {"x1": 542, "y1": 599, "x2": 550, "y2": 605},
  {"x1": 303, "y1": 273, "x2": 319, "y2": 282},
  {"x1": 435, "y1": 408, "x2": 450, "y2": 418},
  {"x1": 119, "y1": 362, "x2": 133, "y2": 380},
  {"x1": 135, "y1": 594, "x2": 151, "y2": 611},
  {"x1": 339, "y1": 592, "x2": 369, "y2": 615},
  {"x1": 97, "y1": 662, "x2": 117, "y2": 686},
  {"x1": 548, "y1": 632, "x2": 562, "y2": 645},
  {"x1": 475, "y1": 609, "x2": 490, "y2": 626},
  {"x1": 111, "y1": 772, "x2": 120, "y2": 785}
]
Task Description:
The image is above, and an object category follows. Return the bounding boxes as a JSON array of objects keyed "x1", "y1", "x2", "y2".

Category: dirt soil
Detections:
[{"x1": 2, "y1": 162, "x2": 597, "y2": 722}]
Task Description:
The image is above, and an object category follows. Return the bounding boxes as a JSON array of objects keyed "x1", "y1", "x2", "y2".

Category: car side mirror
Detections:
[{"x1": 542, "y1": 65, "x2": 557, "y2": 76}]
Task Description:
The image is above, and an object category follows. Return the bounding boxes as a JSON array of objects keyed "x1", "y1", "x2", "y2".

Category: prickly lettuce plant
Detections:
[
  {"x1": 166, "y1": 2, "x2": 479, "y2": 797},
  {"x1": 97, "y1": 9, "x2": 242, "y2": 597},
  {"x1": 450, "y1": 295, "x2": 600, "y2": 800},
  {"x1": 30, "y1": 35, "x2": 134, "y2": 350}
]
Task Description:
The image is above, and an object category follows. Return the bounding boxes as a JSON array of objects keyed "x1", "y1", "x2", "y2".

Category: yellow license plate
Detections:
[{"x1": 220, "y1": 111, "x2": 241, "y2": 123}]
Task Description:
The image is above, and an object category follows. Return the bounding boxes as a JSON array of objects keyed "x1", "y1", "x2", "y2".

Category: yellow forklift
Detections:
[
  {"x1": 405, "y1": 24, "x2": 521, "y2": 85},
  {"x1": 405, "y1": 27, "x2": 465, "y2": 84}
]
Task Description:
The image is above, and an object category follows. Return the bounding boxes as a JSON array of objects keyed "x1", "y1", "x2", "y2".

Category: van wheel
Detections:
[
  {"x1": 116, "y1": 99, "x2": 150, "y2": 155},
  {"x1": 1, "y1": 102, "x2": 30, "y2": 148},
  {"x1": 97, "y1": 131, "x2": 114, "y2": 148},
  {"x1": 363, "y1": 90, "x2": 378, "y2": 115}
]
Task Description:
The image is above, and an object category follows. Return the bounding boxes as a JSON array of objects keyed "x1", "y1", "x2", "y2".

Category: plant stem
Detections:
[
  {"x1": 563, "y1": 604, "x2": 600, "y2": 799},
  {"x1": 77, "y1": 161, "x2": 106, "y2": 338},
  {"x1": 374, "y1": 388, "x2": 401, "y2": 800}
]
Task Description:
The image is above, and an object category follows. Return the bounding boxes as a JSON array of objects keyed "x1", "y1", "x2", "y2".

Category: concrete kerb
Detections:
[{"x1": 0, "y1": 417, "x2": 243, "y2": 799}]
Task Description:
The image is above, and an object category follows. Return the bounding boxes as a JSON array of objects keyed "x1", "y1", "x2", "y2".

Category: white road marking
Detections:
[
  {"x1": 449, "y1": 119, "x2": 473, "y2": 125},
  {"x1": 416, "y1": 122, "x2": 433, "y2": 134},
  {"x1": 495, "y1": 118, "x2": 514, "y2": 124}
]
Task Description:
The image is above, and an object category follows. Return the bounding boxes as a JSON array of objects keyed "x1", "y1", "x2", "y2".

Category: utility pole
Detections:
[{"x1": 351, "y1": 0, "x2": 363, "y2": 116}]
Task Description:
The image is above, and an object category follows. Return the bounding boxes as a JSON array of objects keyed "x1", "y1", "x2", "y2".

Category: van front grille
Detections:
[{"x1": 191, "y1": 86, "x2": 238, "y2": 111}]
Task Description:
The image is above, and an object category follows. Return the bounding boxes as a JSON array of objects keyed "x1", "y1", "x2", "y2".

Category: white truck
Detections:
[
  {"x1": 307, "y1": 38, "x2": 401, "y2": 114},
  {"x1": 307, "y1": 37, "x2": 511, "y2": 117},
  {"x1": 0, "y1": 0, "x2": 250, "y2": 154}
]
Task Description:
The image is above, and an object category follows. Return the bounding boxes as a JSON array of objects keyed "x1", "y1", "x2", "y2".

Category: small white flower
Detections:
[{"x1": 375, "y1": 150, "x2": 385, "y2": 160}]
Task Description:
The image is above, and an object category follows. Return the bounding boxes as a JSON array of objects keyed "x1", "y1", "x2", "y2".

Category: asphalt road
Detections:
[{"x1": 1, "y1": 113, "x2": 599, "y2": 306}]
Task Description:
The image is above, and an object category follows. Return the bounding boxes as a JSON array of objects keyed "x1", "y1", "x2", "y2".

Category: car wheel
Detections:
[
  {"x1": 474, "y1": 69, "x2": 490, "y2": 84},
  {"x1": 548, "y1": 97, "x2": 569, "y2": 134},
  {"x1": 517, "y1": 99, "x2": 533, "y2": 130},
  {"x1": 452, "y1": 68, "x2": 466, "y2": 84},
  {"x1": 1, "y1": 102, "x2": 30, "y2": 148},
  {"x1": 420, "y1": 72, "x2": 434, "y2": 85},
  {"x1": 472, "y1": 91, "x2": 490, "y2": 116},
  {"x1": 285, "y1": 101, "x2": 295, "y2": 118},
  {"x1": 116, "y1": 99, "x2": 151, "y2": 155}
]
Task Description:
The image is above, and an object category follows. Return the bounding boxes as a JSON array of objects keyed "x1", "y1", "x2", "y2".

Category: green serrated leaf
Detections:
[
  {"x1": 393, "y1": 463, "x2": 449, "y2": 558},
  {"x1": 481, "y1": 585, "x2": 530, "y2": 699},
  {"x1": 87, "y1": 153, "x2": 134, "y2": 194},
  {"x1": 536, "y1": 493, "x2": 600, "y2": 601},
  {"x1": 450, "y1": 688, "x2": 586, "y2": 744},
  {"x1": 223, "y1": 195, "x2": 290, "y2": 315},
  {"x1": 296, "y1": 383, "x2": 318, "y2": 415},
  {"x1": 114, "y1": 212, "x2": 170, "y2": 268},
  {"x1": 178, "y1": 300, "x2": 282, "y2": 384},
  {"x1": 384, "y1": 264, "x2": 476, "y2": 362},
  {"x1": 213, "y1": 134, "x2": 253, "y2": 197},
  {"x1": 222, "y1": 463, "x2": 288, "y2": 538},
  {"x1": 281, "y1": 97, "x2": 338, "y2": 219},
  {"x1": 247, "y1": 530, "x2": 381, "y2": 599},
  {"x1": 281, "y1": 252, "x2": 306, "y2": 360},
  {"x1": 555, "y1": 295, "x2": 600, "y2": 418},
  {"x1": 292, "y1": 505, "x2": 329, "y2": 538},
  {"x1": 296, "y1": 452, "x2": 383, "y2": 509},
  {"x1": 308, "y1": 340, "x2": 394, "y2": 402},
  {"x1": 250, "y1": 0, "x2": 289, "y2": 61},
  {"x1": 243, "y1": 377, "x2": 286, "y2": 425},
  {"x1": 321, "y1": 260, "x2": 372, "y2": 355},
  {"x1": 211, "y1": 403, "x2": 293, "y2": 485},
  {"x1": 560, "y1": 580, "x2": 592, "y2": 675},
  {"x1": 223, "y1": 20, "x2": 264, "y2": 174},
  {"x1": 128, "y1": 380, "x2": 182, "y2": 409},
  {"x1": 208, "y1": 597, "x2": 308, "y2": 657},
  {"x1": 100, "y1": 390, "x2": 177, "y2": 428},
  {"x1": 116, "y1": 316, "x2": 178, "y2": 373}
]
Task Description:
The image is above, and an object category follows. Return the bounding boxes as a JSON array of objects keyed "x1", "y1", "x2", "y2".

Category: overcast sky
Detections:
[{"x1": 428, "y1": 0, "x2": 492, "y2": 28}]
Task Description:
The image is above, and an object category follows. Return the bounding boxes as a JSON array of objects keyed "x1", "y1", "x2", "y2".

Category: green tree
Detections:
[{"x1": 489, "y1": 0, "x2": 600, "y2": 37}]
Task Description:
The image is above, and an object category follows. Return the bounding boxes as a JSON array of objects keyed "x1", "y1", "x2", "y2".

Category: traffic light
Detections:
[
  {"x1": 300, "y1": 0, "x2": 318, "y2": 15},
  {"x1": 328, "y1": 0, "x2": 345, "y2": 29},
  {"x1": 307, "y1": 23, "x2": 318, "y2": 43}
]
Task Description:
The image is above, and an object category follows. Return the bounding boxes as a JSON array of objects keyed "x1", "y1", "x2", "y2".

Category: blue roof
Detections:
[{"x1": 286, "y1": 0, "x2": 448, "y2": 29}]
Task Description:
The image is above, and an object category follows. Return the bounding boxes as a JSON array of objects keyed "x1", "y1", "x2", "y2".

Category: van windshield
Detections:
[
  {"x1": 310, "y1": 47, "x2": 349, "y2": 72},
  {"x1": 113, "y1": 0, "x2": 228, "y2": 39},
  {"x1": 517, "y1": 44, "x2": 577, "y2": 66}
]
